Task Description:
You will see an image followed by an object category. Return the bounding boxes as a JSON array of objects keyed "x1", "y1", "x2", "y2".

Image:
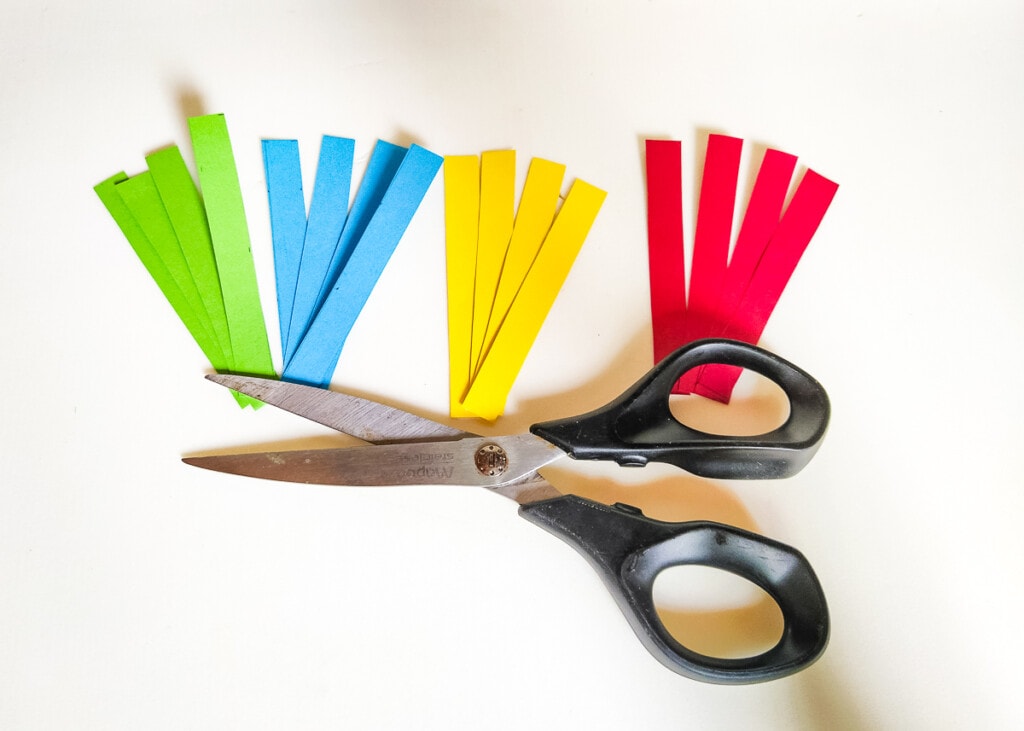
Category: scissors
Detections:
[{"x1": 184, "y1": 339, "x2": 830, "y2": 684}]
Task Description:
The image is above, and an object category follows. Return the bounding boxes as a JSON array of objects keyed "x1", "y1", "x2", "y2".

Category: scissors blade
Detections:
[
  {"x1": 183, "y1": 433, "x2": 563, "y2": 489},
  {"x1": 207, "y1": 374, "x2": 470, "y2": 443}
]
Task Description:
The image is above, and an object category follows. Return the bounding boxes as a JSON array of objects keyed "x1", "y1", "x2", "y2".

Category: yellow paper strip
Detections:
[
  {"x1": 462, "y1": 179, "x2": 606, "y2": 420},
  {"x1": 479, "y1": 158, "x2": 565, "y2": 365},
  {"x1": 471, "y1": 150, "x2": 515, "y2": 375},
  {"x1": 443, "y1": 155, "x2": 481, "y2": 417}
]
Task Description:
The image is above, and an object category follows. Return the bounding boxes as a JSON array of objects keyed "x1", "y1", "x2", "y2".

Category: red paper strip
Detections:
[
  {"x1": 681, "y1": 148, "x2": 797, "y2": 393},
  {"x1": 645, "y1": 140, "x2": 687, "y2": 363},
  {"x1": 719, "y1": 148, "x2": 798, "y2": 314},
  {"x1": 675, "y1": 134, "x2": 742, "y2": 393},
  {"x1": 645, "y1": 134, "x2": 837, "y2": 404},
  {"x1": 683, "y1": 135, "x2": 743, "y2": 343},
  {"x1": 693, "y1": 168, "x2": 839, "y2": 400}
]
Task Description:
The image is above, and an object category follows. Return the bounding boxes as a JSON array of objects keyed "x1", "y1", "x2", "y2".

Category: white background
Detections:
[{"x1": 2, "y1": 1, "x2": 1022, "y2": 728}]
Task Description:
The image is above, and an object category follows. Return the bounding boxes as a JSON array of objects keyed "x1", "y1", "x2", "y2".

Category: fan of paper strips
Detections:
[
  {"x1": 96, "y1": 115, "x2": 444, "y2": 405},
  {"x1": 442, "y1": 152, "x2": 605, "y2": 420},
  {"x1": 645, "y1": 135, "x2": 837, "y2": 403}
]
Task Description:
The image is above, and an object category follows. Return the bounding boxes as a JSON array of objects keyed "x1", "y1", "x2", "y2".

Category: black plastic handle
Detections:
[
  {"x1": 519, "y1": 495, "x2": 829, "y2": 684},
  {"x1": 530, "y1": 339, "x2": 830, "y2": 479}
]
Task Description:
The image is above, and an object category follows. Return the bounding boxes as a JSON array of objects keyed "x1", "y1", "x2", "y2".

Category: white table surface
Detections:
[{"x1": 2, "y1": 1, "x2": 1022, "y2": 728}]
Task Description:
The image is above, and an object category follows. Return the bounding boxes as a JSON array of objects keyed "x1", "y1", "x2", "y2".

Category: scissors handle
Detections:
[
  {"x1": 519, "y1": 494, "x2": 829, "y2": 684},
  {"x1": 530, "y1": 339, "x2": 830, "y2": 479}
]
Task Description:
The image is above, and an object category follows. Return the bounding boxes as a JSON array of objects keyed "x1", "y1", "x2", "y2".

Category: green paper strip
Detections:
[
  {"x1": 94, "y1": 173, "x2": 225, "y2": 367},
  {"x1": 146, "y1": 145, "x2": 233, "y2": 367},
  {"x1": 114, "y1": 171, "x2": 229, "y2": 370},
  {"x1": 189, "y1": 114, "x2": 275, "y2": 406}
]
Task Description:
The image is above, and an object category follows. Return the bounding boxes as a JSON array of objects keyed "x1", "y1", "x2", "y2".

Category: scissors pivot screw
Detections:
[{"x1": 474, "y1": 443, "x2": 509, "y2": 477}]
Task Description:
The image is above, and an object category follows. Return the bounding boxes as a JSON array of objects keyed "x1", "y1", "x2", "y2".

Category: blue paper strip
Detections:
[
  {"x1": 283, "y1": 144, "x2": 443, "y2": 387},
  {"x1": 286, "y1": 135, "x2": 355, "y2": 362},
  {"x1": 262, "y1": 139, "x2": 307, "y2": 358},
  {"x1": 313, "y1": 140, "x2": 408, "y2": 324}
]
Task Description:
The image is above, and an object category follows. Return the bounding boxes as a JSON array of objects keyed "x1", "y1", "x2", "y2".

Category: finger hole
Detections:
[
  {"x1": 653, "y1": 564, "x2": 784, "y2": 659},
  {"x1": 669, "y1": 367, "x2": 791, "y2": 436}
]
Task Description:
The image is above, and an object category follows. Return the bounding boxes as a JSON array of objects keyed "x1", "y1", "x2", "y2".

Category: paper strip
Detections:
[
  {"x1": 113, "y1": 171, "x2": 227, "y2": 368},
  {"x1": 285, "y1": 136, "x2": 355, "y2": 361},
  {"x1": 314, "y1": 140, "x2": 408, "y2": 328},
  {"x1": 189, "y1": 114, "x2": 276, "y2": 398},
  {"x1": 282, "y1": 144, "x2": 443, "y2": 387},
  {"x1": 674, "y1": 135, "x2": 742, "y2": 394},
  {"x1": 471, "y1": 150, "x2": 516, "y2": 374},
  {"x1": 461, "y1": 179, "x2": 606, "y2": 420},
  {"x1": 262, "y1": 139, "x2": 307, "y2": 359},
  {"x1": 146, "y1": 145, "x2": 233, "y2": 367},
  {"x1": 718, "y1": 148, "x2": 798, "y2": 312},
  {"x1": 645, "y1": 140, "x2": 687, "y2": 364},
  {"x1": 683, "y1": 148, "x2": 797, "y2": 393},
  {"x1": 693, "y1": 169, "x2": 838, "y2": 400},
  {"x1": 683, "y1": 134, "x2": 744, "y2": 346},
  {"x1": 94, "y1": 173, "x2": 225, "y2": 366},
  {"x1": 443, "y1": 155, "x2": 481, "y2": 417},
  {"x1": 481, "y1": 157, "x2": 565, "y2": 367}
]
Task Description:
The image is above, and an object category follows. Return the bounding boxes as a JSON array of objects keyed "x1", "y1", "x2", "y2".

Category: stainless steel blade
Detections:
[
  {"x1": 183, "y1": 433, "x2": 564, "y2": 489},
  {"x1": 208, "y1": 374, "x2": 470, "y2": 443}
]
